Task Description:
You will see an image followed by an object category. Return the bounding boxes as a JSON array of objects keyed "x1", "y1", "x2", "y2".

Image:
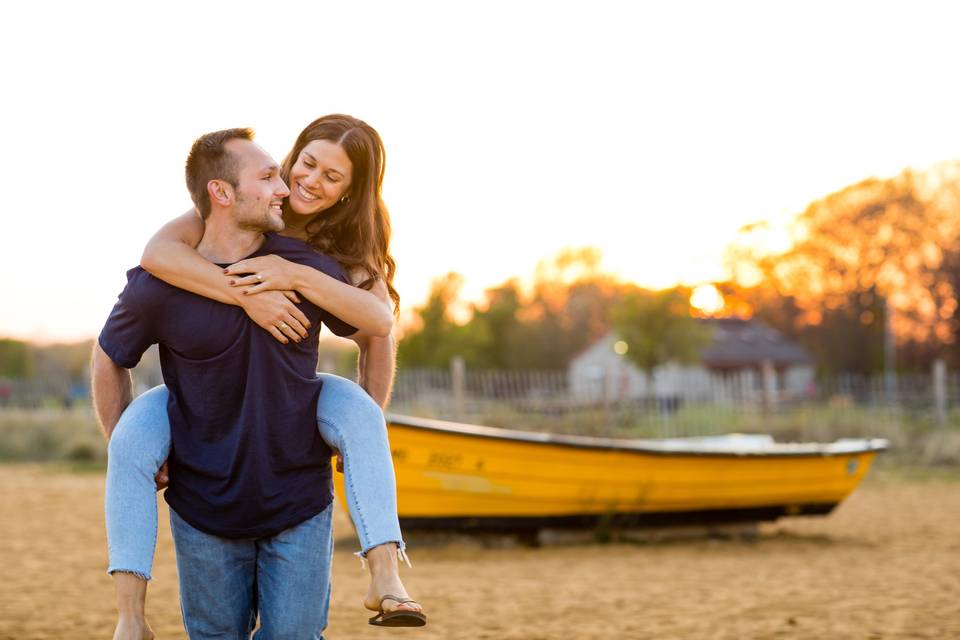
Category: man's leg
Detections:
[
  {"x1": 168, "y1": 508, "x2": 258, "y2": 639},
  {"x1": 253, "y1": 504, "x2": 334, "y2": 640}
]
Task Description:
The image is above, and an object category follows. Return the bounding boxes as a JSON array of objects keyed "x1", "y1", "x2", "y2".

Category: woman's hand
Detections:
[
  {"x1": 155, "y1": 460, "x2": 169, "y2": 490},
  {"x1": 237, "y1": 288, "x2": 311, "y2": 344},
  {"x1": 225, "y1": 255, "x2": 302, "y2": 294}
]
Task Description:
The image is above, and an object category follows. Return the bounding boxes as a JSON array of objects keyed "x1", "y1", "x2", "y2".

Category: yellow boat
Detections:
[{"x1": 334, "y1": 414, "x2": 888, "y2": 532}]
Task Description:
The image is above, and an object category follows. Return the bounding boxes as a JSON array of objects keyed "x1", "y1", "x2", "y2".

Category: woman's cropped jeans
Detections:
[{"x1": 104, "y1": 373, "x2": 404, "y2": 580}]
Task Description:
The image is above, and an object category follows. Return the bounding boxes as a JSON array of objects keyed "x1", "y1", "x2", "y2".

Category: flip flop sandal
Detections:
[{"x1": 368, "y1": 595, "x2": 427, "y2": 627}]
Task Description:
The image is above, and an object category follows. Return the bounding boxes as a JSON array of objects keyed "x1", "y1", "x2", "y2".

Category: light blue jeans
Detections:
[
  {"x1": 170, "y1": 504, "x2": 333, "y2": 639},
  {"x1": 105, "y1": 373, "x2": 404, "y2": 580}
]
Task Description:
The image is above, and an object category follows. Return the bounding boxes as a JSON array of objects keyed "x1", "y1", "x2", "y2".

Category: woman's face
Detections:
[{"x1": 287, "y1": 139, "x2": 353, "y2": 216}]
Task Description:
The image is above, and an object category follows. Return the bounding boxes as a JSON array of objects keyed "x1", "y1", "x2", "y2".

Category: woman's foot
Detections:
[
  {"x1": 362, "y1": 544, "x2": 423, "y2": 615},
  {"x1": 364, "y1": 576, "x2": 423, "y2": 614}
]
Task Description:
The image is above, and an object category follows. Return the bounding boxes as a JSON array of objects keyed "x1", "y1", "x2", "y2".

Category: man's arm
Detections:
[
  {"x1": 353, "y1": 331, "x2": 397, "y2": 409},
  {"x1": 343, "y1": 267, "x2": 396, "y2": 407},
  {"x1": 91, "y1": 343, "x2": 133, "y2": 439}
]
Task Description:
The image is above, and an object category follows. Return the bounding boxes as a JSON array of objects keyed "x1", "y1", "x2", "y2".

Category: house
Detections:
[{"x1": 567, "y1": 318, "x2": 814, "y2": 404}]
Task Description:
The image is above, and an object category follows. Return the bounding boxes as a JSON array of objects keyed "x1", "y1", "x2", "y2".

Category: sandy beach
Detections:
[{"x1": 0, "y1": 463, "x2": 957, "y2": 639}]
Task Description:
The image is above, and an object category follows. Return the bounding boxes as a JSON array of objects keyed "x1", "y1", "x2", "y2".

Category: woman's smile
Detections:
[{"x1": 295, "y1": 181, "x2": 322, "y2": 202}]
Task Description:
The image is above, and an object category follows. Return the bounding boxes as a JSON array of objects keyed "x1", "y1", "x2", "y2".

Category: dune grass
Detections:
[
  {"x1": 2, "y1": 400, "x2": 958, "y2": 467},
  {"x1": 0, "y1": 405, "x2": 106, "y2": 463}
]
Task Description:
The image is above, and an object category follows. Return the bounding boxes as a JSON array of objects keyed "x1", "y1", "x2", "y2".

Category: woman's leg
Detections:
[
  {"x1": 315, "y1": 374, "x2": 422, "y2": 616},
  {"x1": 104, "y1": 385, "x2": 172, "y2": 640}
]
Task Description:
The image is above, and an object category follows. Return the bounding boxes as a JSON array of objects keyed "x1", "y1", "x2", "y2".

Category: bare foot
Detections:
[
  {"x1": 113, "y1": 615, "x2": 154, "y2": 640},
  {"x1": 362, "y1": 544, "x2": 423, "y2": 615}
]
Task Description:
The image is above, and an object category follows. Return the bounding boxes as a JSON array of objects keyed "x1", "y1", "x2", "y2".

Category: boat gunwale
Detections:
[{"x1": 386, "y1": 413, "x2": 889, "y2": 458}]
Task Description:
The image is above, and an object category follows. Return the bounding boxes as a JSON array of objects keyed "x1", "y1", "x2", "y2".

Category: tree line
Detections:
[
  {"x1": 397, "y1": 248, "x2": 710, "y2": 375},
  {"x1": 0, "y1": 339, "x2": 93, "y2": 382},
  {"x1": 400, "y1": 161, "x2": 960, "y2": 376}
]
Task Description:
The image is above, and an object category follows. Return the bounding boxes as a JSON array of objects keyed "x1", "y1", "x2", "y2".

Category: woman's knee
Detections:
[
  {"x1": 316, "y1": 375, "x2": 386, "y2": 442},
  {"x1": 108, "y1": 385, "x2": 171, "y2": 468}
]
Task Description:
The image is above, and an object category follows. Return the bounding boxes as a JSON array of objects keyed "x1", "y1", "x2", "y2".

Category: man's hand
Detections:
[
  {"x1": 335, "y1": 450, "x2": 344, "y2": 473},
  {"x1": 155, "y1": 460, "x2": 169, "y2": 490}
]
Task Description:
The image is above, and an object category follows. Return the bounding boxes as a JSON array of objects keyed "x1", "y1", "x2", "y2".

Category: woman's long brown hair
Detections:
[{"x1": 280, "y1": 114, "x2": 399, "y2": 313}]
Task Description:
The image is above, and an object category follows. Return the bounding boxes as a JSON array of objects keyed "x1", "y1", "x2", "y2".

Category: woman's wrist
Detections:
[
  {"x1": 291, "y1": 262, "x2": 314, "y2": 292},
  {"x1": 228, "y1": 282, "x2": 248, "y2": 307}
]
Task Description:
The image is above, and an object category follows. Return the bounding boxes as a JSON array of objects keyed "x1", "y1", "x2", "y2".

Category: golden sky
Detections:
[{"x1": 3, "y1": 1, "x2": 960, "y2": 342}]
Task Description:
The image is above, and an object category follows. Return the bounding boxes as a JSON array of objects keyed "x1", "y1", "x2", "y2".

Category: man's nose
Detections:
[{"x1": 276, "y1": 178, "x2": 290, "y2": 197}]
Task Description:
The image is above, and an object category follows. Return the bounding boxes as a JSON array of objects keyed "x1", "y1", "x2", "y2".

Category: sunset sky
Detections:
[{"x1": 3, "y1": 1, "x2": 960, "y2": 342}]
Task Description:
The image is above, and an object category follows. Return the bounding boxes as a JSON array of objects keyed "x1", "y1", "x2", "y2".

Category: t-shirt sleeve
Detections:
[
  {"x1": 324, "y1": 312, "x2": 358, "y2": 337},
  {"x1": 97, "y1": 273, "x2": 157, "y2": 369}
]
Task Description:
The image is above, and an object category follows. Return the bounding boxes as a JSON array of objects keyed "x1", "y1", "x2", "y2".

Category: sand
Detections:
[{"x1": 0, "y1": 464, "x2": 958, "y2": 640}]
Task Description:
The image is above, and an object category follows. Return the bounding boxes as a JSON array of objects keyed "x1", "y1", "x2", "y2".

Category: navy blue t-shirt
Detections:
[{"x1": 99, "y1": 233, "x2": 356, "y2": 538}]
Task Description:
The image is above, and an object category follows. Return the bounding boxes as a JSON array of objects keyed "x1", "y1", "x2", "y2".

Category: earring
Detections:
[{"x1": 340, "y1": 195, "x2": 349, "y2": 204}]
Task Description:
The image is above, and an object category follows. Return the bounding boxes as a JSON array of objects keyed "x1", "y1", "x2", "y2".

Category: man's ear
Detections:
[{"x1": 207, "y1": 180, "x2": 233, "y2": 207}]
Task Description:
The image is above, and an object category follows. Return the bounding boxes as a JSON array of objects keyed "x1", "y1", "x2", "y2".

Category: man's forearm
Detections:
[
  {"x1": 356, "y1": 333, "x2": 396, "y2": 409},
  {"x1": 91, "y1": 343, "x2": 133, "y2": 439}
]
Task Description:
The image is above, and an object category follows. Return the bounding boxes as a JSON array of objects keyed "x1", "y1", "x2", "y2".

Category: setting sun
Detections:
[{"x1": 690, "y1": 284, "x2": 725, "y2": 316}]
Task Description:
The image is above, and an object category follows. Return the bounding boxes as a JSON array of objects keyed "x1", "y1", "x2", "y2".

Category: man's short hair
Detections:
[{"x1": 185, "y1": 128, "x2": 255, "y2": 219}]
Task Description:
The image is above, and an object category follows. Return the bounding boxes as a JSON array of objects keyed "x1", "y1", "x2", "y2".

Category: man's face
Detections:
[{"x1": 225, "y1": 139, "x2": 290, "y2": 232}]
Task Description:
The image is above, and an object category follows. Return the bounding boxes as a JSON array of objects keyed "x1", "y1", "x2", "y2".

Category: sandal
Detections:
[{"x1": 368, "y1": 595, "x2": 427, "y2": 627}]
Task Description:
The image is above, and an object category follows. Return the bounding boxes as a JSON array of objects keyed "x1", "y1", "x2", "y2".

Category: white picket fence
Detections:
[{"x1": 389, "y1": 359, "x2": 959, "y2": 438}]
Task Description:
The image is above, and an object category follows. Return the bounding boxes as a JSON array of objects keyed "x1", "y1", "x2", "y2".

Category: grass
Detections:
[
  {"x1": 0, "y1": 405, "x2": 106, "y2": 463},
  {"x1": 3, "y1": 400, "x2": 959, "y2": 467}
]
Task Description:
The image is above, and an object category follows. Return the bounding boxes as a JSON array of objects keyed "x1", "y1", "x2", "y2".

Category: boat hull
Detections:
[{"x1": 333, "y1": 414, "x2": 884, "y2": 532}]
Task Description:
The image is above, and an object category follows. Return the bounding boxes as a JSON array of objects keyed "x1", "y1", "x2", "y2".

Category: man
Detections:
[{"x1": 92, "y1": 128, "x2": 356, "y2": 639}]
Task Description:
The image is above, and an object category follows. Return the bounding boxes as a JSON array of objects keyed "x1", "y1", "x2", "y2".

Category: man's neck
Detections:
[{"x1": 196, "y1": 213, "x2": 266, "y2": 264}]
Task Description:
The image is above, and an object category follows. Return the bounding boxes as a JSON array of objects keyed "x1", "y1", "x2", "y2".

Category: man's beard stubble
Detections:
[{"x1": 235, "y1": 194, "x2": 285, "y2": 233}]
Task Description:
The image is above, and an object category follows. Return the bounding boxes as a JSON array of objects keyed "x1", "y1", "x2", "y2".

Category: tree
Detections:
[
  {"x1": 397, "y1": 248, "x2": 625, "y2": 370},
  {"x1": 725, "y1": 162, "x2": 960, "y2": 373},
  {"x1": 0, "y1": 339, "x2": 31, "y2": 378},
  {"x1": 611, "y1": 287, "x2": 712, "y2": 397},
  {"x1": 398, "y1": 273, "x2": 478, "y2": 368}
]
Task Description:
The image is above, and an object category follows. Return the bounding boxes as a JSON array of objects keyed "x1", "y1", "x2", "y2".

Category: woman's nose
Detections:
[{"x1": 302, "y1": 169, "x2": 323, "y2": 189}]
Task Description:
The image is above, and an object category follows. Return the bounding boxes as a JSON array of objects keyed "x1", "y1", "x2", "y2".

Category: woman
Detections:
[{"x1": 106, "y1": 114, "x2": 424, "y2": 637}]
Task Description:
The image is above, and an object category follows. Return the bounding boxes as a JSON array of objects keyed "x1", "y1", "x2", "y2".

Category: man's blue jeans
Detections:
[{"x1": 169, "y1": 504, "x2": 333, "y2": 640}]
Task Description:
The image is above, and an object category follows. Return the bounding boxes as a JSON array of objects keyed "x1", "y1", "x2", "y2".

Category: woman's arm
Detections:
[
  {"x1": 140, "y1": 210, "x2": 237, "y2": 305},
  {"x1": 140, "y1": 211, "x2": 311, "y2": 344},
  {"x1": 225, "y1": 258, "x2": 394, "y2": 337}
]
